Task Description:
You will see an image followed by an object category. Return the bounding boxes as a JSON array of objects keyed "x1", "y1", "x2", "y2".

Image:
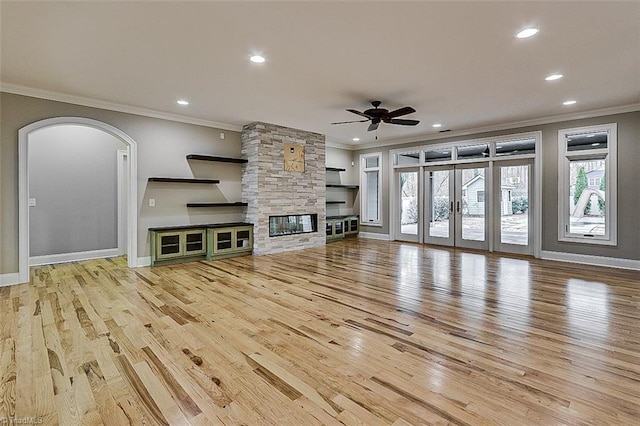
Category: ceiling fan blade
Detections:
[
  {"x1": 346, "y1": 109, "x2": 373, "y2": 119},
  {"x1": 330, "y1": 119, "x2": 369, "y2": 125},
  {"x1": 367, "y1": 121, "x2": 380, "y2": 132},
  {"x1": 387, "y1": 106, "x2": 416, "y2": 118},
  {"x1": 388, "y1": 119, "x2": 420, "y2": 126}
]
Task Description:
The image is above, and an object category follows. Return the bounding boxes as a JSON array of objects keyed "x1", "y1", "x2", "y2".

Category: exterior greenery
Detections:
[
  {"x1": 574, "y1": 167, "x2": 591, "y2": 215},
  {"x1": 598, "y1": 175, "x2": 606, "y2": 213},
  {"x1": 433, "y1": 197, "x2": 450, "y2": 221},
  {"x1": 511, "y1": 197, "x2": 529, "y2": 214}
]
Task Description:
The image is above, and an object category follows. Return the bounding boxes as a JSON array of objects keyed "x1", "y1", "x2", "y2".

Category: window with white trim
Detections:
[
  {"x1": 558, "y1": 123, "x2": 617, "y2": 245},
  {"x1": 360, "y1": 152, "x2": 382, "y2": 225}
]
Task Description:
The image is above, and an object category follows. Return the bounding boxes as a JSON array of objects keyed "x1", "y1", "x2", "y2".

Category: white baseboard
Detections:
[
  {"x1": 0, "y1": 273, "x2": 22, "y2": 287},
  {"x1": 29, "y1": 248, "x2": 120, "y2": 266},
  {"x1": 358, "y1": 232, "x2": 391, "y2": 241},
  {"x1": 136, "y1": 257, "x2": 151, "y2": 267},
  {"x1": 541, "y1": 250, "x2": 640, "y2": 271}
]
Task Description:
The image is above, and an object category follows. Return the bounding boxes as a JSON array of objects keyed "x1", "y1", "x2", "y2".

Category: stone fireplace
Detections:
[{"x1": 241, "y1": 122, "x2": 326, "y2": 255}]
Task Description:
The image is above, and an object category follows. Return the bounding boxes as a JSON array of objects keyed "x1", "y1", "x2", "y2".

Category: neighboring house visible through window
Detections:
[
  {"x1": 360, "y1": 152, "x2": 382, "y2": 225},
  {"x1": 558, "y1": 123, "x2": 617, "y2": 245}
]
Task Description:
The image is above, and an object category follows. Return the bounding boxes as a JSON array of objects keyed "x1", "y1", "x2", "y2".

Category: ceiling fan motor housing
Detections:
[{"x1": 331, "y1": 100, "x2": 419, "y2": 131}]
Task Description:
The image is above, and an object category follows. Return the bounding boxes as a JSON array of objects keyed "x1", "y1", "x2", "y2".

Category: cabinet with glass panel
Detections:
[
  {"x1": 150, "y1": 226, "x2": 207, "y2": 265},
  {"x1": 326, "y1": 215, "x2": 358, "y2": 242},
  {"x1": 207, "y1": 224, "x2": 253, "y2": 260},
  {"x1": 150, "y1": 223, "x2": 253, "y2": 265}
]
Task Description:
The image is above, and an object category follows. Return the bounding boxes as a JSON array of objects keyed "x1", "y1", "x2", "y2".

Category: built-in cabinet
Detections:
[
  {"x1": 207, "y1": 224, "x2": 253, "y2": 260},
  {"x1": 326, "y1": 215, "x2": 359, "y2": 241},
  {"x1": 150, "y1": 223, "x2": 253, "y2": 266},
  {"x1": 344, "y1": 216, "x2": 359, "y2": 235},
  {"x1": 326, "y1": 166, "x2": 359, "y2": 242},
  {"x1": 148, "y1": 152, "x2": 252, "y2": 266}
]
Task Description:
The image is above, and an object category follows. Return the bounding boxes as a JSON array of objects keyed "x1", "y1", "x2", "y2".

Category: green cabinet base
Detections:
[
  {"x1": 149, "y1": 223, "x2": 253, "y2": 266},
  {"x1": 326, "y1": 215, "x2": 359, "y2": 243}
]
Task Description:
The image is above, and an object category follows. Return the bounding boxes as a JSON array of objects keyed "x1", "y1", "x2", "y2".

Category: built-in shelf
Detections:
[
  {"x1": 187, "y1": 154, "x2": 248, "y2": 164},
  {"x1": 326, "y1": 184, "x2": 359, "y2": 189},
  {"x1": 187, "y1": 202, "x2": 248, "y2": 208},
  {"x1": 148, "y1": 177, "x2": 220, "y2": 184},
  {"x1": 326, "y1": 167, "x2": 346, "y2": 172},
  {"x1": 326, "y1": 201, "x2": 346, "y2": 205}
]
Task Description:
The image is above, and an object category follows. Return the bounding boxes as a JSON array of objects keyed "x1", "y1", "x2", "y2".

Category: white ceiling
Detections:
[{"x1": 2, "y1": 1, "x2": 639, "y2": 147}]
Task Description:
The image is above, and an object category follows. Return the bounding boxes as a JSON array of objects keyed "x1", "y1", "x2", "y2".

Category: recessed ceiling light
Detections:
[
  {"x1": 352, "y1": 137, "x2": 360, "y2": 142},
  {"x1": 250, "y1": 55, "x2": 265, "y2": 63},
  {"x1": 563, "y1": 100, "x2": 577, "y2": 105},
  {"x1": 516, "y1": 28, "x2": 539, "y2": 39},
  {"x1": 545, "y1": 74, "x2": 563, "y2": 81},
  {"x1": 432, "y1": 123, "x2": 442, "y2": 128},
  {"x1": 177, "y1": 99, "x2": 189, "y2": 106}
]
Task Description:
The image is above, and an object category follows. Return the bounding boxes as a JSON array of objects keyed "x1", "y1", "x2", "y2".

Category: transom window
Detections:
[{"x1": 393, "y1": 134, "x2": 537, "y2": 167}]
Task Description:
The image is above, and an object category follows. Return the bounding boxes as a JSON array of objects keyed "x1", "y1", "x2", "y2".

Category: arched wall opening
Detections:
[{"x1": 18, "y1": 117, "x2": 138, "y2": 283}]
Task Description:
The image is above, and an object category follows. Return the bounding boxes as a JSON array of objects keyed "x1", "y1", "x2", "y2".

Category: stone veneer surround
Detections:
[{"x1": 241, "y1": 122, "x2": 326, "y2": 255}]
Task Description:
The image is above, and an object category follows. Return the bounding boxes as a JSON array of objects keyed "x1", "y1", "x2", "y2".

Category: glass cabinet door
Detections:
[
  {"x1": 334, "y1": 221, "x2": 344, "y2": 235},
  {"x1": 326, "y1": 221, "x2": 334, "y2": 237},
  {"x1": 214, "y1": 230, "x2": 234, "y2": 253},
  {"x1": 184, "y1": 230, "x2": 206, "y2": 255},
  {"x1": 158, "y1": 233, "x2": 182, "y2": 259},
  {"x1": 235, "y1": 228, "x2": 252, "y2": 250}
]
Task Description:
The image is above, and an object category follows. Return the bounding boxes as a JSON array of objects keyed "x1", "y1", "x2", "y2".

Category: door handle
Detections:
[
  {"x1": 450, "y1": 201, "x2": 454, "y2": 213},
  {"x1": 456, "y1": 201, "x2": 461, "y2": 213}
]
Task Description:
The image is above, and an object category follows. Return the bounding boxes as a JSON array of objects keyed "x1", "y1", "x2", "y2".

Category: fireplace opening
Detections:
[{"x1": 269, "y1": 214, "x2": 318, "y2": 237}]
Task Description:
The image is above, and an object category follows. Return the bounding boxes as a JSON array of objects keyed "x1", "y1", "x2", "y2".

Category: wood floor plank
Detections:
[{"x1": 2, "y1": 240, "x2": 639, "y2": 424}]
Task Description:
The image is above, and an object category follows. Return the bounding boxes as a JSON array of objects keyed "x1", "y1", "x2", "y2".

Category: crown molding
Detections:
[
  {"x1": 3, "y1": 82, "x2": 638, "y2": 148},
  {"x1": 0, "y1": 82, "x2": 243, "y2": 132},
  {"x1": 352, "y1": 103, "x2": 640, "y2": 151},
  {"x1": 325, "y1": 140, "x2": 356, "y2": 150}
]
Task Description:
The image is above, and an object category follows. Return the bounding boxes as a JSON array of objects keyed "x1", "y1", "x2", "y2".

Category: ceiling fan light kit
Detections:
[{"x1": 331, "y1": 100, "x2": 420, "y2": 132}]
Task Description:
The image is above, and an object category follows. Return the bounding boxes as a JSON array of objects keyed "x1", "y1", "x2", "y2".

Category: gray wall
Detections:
[
  {"x1": 29, "y1": 125, "x2": 125, "y2": 256},
  {"x1": 1, "y1": 92, "x2": 243, "y2": 273},
  {"x1": 354, "y1": 111, "x2": 640, "y2": 261}
]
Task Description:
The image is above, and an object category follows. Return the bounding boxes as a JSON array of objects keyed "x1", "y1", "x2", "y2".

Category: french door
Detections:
[
  {"x1": 395, "y1": 169, "x2": 421, "y2": 242},
  {"x1": 392, "y1": 158, "x2": 533, "y2": 254},
  {"x1": 493, "y1": 159, "x2": 533, "y2": 255},
  {"x1": 424, "y1": 164, "x2": 489, "y2": 250}
]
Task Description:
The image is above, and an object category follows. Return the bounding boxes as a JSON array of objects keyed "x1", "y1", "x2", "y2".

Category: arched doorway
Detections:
[{"x1": 18, "y1": 117, "x2": 138, "y2": 283}]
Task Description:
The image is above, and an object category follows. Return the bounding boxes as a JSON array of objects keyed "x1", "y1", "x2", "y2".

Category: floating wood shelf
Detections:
[
  {"x1": 187, "y1": 154, "x2": 248, "y2": 164},
  {"x1": 148, "y1": 177, "x2": 220, "y2": 184},
  {"x1": 186, "y1": 202, "x2": 248, "y2": 208},
  {"x1": 326, "y1": 167, "x2": 346, "y2": 172},
  {"x1": 326, "y1": 201, "x2": 346, "y2": 204},
  {"x1": 326, "y1": 184, "x2": 359, "y2": 189}
]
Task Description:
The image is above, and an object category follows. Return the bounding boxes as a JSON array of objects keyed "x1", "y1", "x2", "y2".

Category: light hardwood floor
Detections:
[{"x1": 1, "y1": 239, "x2": 639, "y2": 425}]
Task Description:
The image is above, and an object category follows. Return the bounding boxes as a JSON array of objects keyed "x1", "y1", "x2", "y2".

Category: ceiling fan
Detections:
[{"x1": 331, "y1": 100, "x2": 420, "y2": 131}]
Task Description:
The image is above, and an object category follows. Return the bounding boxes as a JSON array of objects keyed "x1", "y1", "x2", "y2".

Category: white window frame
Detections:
[
  {"x1": 360, "y1": 152, "x2": 382, "y2": 226},
  {"x1": 558, "y1": 123, "x2": 617, "y2": 246}
]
